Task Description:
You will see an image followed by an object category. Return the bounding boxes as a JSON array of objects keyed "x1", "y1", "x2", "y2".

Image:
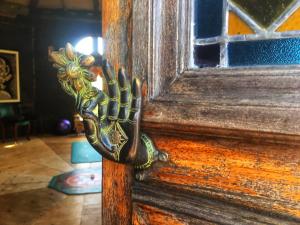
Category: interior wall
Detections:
[
  {"x1": 34, "y1": 18, "x2": 100, "y2": 133},
  {"x1": 0, "y1": 19, "x2": 34, "y2": 108},
  {"x1": 0, "y1": 16, "x2": 100, "y2": 134}
]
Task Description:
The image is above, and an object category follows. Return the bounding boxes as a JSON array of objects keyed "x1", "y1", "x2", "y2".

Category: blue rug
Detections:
[
  {"x1": 48, "y1": 168, "x2": 102, "y2": 195},
  {"x1": 71, "y1": 141, "x2": 102, "y2": 164}
]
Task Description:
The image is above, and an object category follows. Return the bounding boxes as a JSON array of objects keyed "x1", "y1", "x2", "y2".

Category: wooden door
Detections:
[{"x1": 102, "y1": 0, "x2": 300, "y2": 224}]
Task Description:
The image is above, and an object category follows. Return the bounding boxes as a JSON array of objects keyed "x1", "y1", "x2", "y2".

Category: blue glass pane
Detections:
[
  {"x1": 229, "y1": 38, "x2": 300, "y2": 66},
  {"x1": 194, "y1": 44, "x2": 220, "y2": 68},
  {"x1": 194, "y1": 0, "x2": 223, "y2": 38}
]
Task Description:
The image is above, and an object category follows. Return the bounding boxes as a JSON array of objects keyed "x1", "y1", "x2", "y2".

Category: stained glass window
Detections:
[{"x1": 193, "y1": 0, "x2": 300, "y2": 68}]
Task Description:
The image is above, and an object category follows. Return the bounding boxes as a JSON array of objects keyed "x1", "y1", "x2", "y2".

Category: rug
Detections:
[
  {"x1": 48, "y1": 168, "x2": 102, "y2": 194},
  {"x1": 71, "y1": 141, "x2": 102, "y2": 164}
]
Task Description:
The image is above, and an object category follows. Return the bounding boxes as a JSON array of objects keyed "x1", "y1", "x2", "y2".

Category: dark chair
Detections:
[{"x1": 0, "y1": 104, "x2": 31, "y2": 142}]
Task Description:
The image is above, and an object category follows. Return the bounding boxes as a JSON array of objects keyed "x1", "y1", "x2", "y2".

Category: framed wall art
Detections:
[{"x1": 0, "y1": 49, "x2": 20, "y2": 103}]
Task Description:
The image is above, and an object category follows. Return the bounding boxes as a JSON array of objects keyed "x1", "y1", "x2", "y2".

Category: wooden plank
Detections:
[
  {"x1": 142, "y1": 121, "x2": 300, "y2": 145},
  {"x1": 131, "y1": 1, "x2": 300, "y2": 224},
  {"x1": 102, "y1": 160, "x2": 133, "y2": 225},
  {"x1": 102, "y1": 0, "x2": 133, "y2": 224},
  {"x1": 133, "y1": 183, "x2": 300, "y2": 225},
  {"x1": 168, "y1": 72, "x2": 300, "y2": 107},
  {"x1": 134, "y1": 133, "x2": 300, "y2": 220},
  {"x1": 132, "y1": 0, "x2": 300, "y2": 137},
  {"x1": 133, "y1": 203, "x2": 214, "y2": 225},
  {"x1": 143, "y1": 101, "x2": 300, "y2": 136}
]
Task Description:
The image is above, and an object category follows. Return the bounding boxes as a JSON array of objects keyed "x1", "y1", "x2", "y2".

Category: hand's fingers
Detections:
[
  {"x1": 102, "y1": 59, "x2": 115, "y2": 80},
  {"x1": 118, "y1": 68, "x2": 131, "y2": 122},
  {"x1": 97, "y1": 92, "x2": 110, "y2": 129},
  {"x1": 84, "y1": 70, "x2": 97, "y2": 82},
  {"x1": 125, "y1": 77, "x2": 141, "y2": 162},
  {"x1": 102, "y1": 60, "x2": 120, "y2": 121},
  {"x1": 83, "y1": 115, "x2": 116, "y2": 161},
  {"x1": 128, "y1": 77, "x2": 141, "y2": 123},
  {"x1": 77, "y1": 90, "x2": 111, "y2": 131},
  {"x1": 132, "y1": 77, "x2": 142, "y2": 100}
]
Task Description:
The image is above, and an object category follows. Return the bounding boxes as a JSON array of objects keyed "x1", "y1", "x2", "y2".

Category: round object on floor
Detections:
[{"x1": 56, "y1": 119, "x2": 72, "y2": 135}]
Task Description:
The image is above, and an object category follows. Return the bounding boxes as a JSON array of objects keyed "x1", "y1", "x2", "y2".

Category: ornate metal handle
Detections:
[{"x1": 49, "y1": 43, "x2": 167, "y2": 171}]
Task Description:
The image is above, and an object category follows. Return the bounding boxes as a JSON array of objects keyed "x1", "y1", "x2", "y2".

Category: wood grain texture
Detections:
[
  {"x1": 132, "y1": 203, "x2": 187, "y2": 225},
  {"x1": 132, "y1": 0, "x2": 149, "y2": 84},
  {"x1": 133, "y1": 133, "x2": 300, "y2": 222},
  {"x1": 102, "y1": 0, "x2": 132, "y2": 72},
  {"x1": 102, "y1": 0, "x2": 133, "y2": 224},
  {"x1": 132, "y1": 203, "x2": 215, "y2": 225},
  {"x1": 168, "y1": 72, "x2": 300, "y2": 107},
  {"x1": 102, "y1": 160, "x2": 133, "y2": 225},
  {"x1": 113, "y1": 0, "x2": 300, "y2": 224},
  {"x1": 133, "y1": 0, "x2": 300, "y2": 136},
  {"x1": 142, "y1": 121, "x2": 300, "y2": 145},
  {"x1": 143, "y1": 101, "x2": 300, "y2": 136},
  {"x1": 133, "y1": 183, "x2": 299, "y2": 225}
]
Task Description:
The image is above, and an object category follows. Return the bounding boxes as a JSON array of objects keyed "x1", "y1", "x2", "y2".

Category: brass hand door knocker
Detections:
[{"x1": 49, "y1": 43, "x2": 168, "y2": 178}]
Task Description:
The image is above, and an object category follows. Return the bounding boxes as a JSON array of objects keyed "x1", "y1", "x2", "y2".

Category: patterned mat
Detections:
[
  {"x1": 71, "y1": 141, "x2": 102, "y2": 164},
  {"x1": 48, "y1": 168, "x2": 102, "y2": 194}
]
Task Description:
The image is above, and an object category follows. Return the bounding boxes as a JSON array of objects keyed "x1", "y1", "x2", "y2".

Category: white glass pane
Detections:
[
  {"x1": 75, "y1": 36, "x2": 93, "y2": 55},
  {"x1": 98, "y1": 37, "x2": 104, "y2": 55}
]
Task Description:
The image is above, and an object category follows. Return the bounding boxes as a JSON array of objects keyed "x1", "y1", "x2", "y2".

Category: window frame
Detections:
[{"x1": 133, "y1": 0, "x2": 300, "y2": 139}]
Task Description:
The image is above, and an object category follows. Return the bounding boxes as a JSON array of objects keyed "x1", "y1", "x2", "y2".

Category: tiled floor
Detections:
[{"x1": 0, "y1": 135, "x2": 102, "y2": 225}]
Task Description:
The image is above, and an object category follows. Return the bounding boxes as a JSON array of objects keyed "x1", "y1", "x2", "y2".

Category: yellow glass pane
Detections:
[
  {"x1": 228, "y1": 11, "x2": 254, "y2": 35},
  {"x1": 277, "y1": 7, "x2": 300, "y2": 32}
]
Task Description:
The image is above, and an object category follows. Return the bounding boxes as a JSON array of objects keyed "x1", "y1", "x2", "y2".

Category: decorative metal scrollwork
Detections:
[{"x1": 49, "y1": 43, "x2": 168, "y2": 172}]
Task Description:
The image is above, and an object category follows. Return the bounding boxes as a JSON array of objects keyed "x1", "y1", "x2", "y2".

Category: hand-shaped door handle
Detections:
[{"x1": 49, "y1": 43, "x2": 167, "y2": 170}]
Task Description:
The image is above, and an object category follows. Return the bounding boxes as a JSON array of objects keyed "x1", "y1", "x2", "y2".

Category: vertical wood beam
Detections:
[{"x1": 102, "y1": 0, "x2": 133, "y2": 225}]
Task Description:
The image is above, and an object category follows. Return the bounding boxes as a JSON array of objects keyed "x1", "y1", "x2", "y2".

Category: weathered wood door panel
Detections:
[
  {"x1": 102, "y1": 0, "x2": 133, "y2": 224},
  {"x1": 132, "y1": 134, "x2": 300, "y2": 224},
  {"x1": 102, "y1": 0, "x2": 300, "y2": 224}
]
